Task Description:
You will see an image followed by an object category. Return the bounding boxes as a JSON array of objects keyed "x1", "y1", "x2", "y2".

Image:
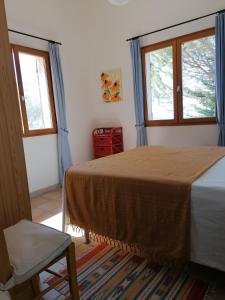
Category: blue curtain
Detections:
[
  {"x1": 130, "y1": 39, "x2": 148, "y2": 146},
  {"x1": 48, "y1": 43, "x2": 72, "y2": 185},
  {"x1": 216, "y1": 12, "x2": 225, "y2": 146}
]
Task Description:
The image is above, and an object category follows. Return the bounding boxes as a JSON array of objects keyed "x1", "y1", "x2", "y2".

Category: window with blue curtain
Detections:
[{"x1": 130, "y1": 39, "x2": 148, "y2": 147}]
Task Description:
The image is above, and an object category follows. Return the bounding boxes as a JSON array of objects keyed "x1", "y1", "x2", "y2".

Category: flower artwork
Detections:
[{"x1": 101, "y1": 69, "x2": 122, "y2": 103}]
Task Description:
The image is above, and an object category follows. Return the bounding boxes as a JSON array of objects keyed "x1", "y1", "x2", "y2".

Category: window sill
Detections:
[
  {"x1": 22, "y1": 129, "x2": 58, "y2": 138},
  {"x1": 145, "y1": 118, "x2": 216, "y2": 127}
]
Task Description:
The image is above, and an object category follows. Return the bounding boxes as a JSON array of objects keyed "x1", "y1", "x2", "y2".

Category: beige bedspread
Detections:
[{"x1": 65, "y1": 146, "x2": 225, "y2": 265}]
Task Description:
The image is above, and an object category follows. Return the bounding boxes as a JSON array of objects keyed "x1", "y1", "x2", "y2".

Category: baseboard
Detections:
[{"x1": 30, "y1": 184, "x2": 61, "y2": 198}]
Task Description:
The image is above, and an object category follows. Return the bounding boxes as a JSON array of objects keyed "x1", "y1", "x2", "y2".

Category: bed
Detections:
[
  {"x1": 191, "y1": 156, "x2": 225, "y2": 271},
  {"x1": 63, "y1": 146, "x2": 225, "y2": 271}
]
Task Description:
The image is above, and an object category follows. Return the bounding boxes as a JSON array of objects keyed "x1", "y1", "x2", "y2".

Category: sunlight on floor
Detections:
[
  {"x1": 41, "y1": 212, "x2": 62, "y2": 230},
  {"x1": 41, "y1": 212, "x2": 84, "y2": 238}
]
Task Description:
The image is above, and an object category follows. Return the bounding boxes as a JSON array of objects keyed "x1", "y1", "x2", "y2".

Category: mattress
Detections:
[{"x1": 191, "y1": 156, "x2": 225, "y2": 271}]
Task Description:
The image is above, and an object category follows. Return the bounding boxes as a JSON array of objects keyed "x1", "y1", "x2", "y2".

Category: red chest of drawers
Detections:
[{"x1": 92, "y1": 127, "x2": 123, "y2": 159}]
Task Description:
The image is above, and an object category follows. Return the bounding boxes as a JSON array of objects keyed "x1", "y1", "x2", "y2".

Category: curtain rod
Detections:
[
  {"x1": 126, "y1": 8, "x2": 225, "y2": 42},
  {"x1": 8, "y1": 29, "x2": 62, "y2": 45}
]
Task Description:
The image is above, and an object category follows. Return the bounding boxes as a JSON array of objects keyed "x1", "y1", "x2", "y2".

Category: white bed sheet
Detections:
[{"x1": 191, "y1": 156, "x2": 225, "y2": 272}]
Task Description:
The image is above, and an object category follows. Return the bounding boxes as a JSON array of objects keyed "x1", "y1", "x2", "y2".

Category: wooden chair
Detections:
[{"x1": 0, "y1": 220, "x2": 80, "y2": 300}]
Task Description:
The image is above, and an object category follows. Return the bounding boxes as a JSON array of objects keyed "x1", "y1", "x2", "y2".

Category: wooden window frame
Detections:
[
  {"x1": 11, "y1": 44, "x2": 57, "y2": 137},
  {"x1": 142, "y1": 28, "x2": 216, "y2": 127}
]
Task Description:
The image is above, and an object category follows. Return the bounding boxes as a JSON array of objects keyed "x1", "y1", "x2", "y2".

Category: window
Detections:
[
  {"x1": 12, "y1": 45, "x2": 57, "y2": 136},
  {"x1": 142, "y1": 28, "x2": 216, "y2": 126}
]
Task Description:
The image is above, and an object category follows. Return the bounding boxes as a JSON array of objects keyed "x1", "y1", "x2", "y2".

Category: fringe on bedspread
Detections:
[
  {"x1": 70, "y1": 225, "x2": 187, "y2": 268},
  {"x1": 84, "y1": 229, "x2": 188, "y2": 269},
  {"x1": 71, "y1": 225, "x2": 84, "y2": 234},
  {"x1": 89, "y1": 231, "x2": 143, "y2": 257},
  {"x1": 71, "y1": 225, "x2": 142, "y2": 255}
]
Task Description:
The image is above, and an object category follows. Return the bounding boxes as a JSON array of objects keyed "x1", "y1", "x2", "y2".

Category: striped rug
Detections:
[{"x1": 43, "y1": 243, "x2": 213, "y2": 300}]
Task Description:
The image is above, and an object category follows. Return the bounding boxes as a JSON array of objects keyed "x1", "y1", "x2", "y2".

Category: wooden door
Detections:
[{"x1": 0, "y1": 0, "x2": 31, "y2": 229}]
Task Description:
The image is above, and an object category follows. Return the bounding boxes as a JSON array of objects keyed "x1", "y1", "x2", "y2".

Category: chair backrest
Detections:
[{"x1": 0, "y1": 229, "x2": 12, "y2": 284}]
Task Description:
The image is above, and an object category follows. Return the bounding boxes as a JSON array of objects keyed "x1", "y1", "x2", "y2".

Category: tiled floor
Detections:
[
  {"x1": 31, "y1": 188, "x2": 225, "y2": 300},
  {"x1": 31, "y1": 189, "x2": 62, "y2": 223},
  {"x1": 31, "y1": 187, "x2": 85, "y2": 240},
  {"x1": 31, "y1": 188, "x2": 63, "y2": 229}
]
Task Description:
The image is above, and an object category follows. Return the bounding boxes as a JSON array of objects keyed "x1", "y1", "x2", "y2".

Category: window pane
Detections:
[
  {"x1": 145, "y1": 46, "x2": 174, "y2": 121},
  {"x1": 19, "y1": 52, "x2": 53, "y2": 130},
  {"x1": 182, "y1": 35, "x2": 216, "y2": 119}
]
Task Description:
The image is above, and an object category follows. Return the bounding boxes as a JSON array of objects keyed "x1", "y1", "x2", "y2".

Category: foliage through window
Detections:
[
  {"x1": 12, "y1": 45, "x2": 57, "y2": 136},
  {"x1": 142, "y1": 28, "x2": 216, "y2": 126}
]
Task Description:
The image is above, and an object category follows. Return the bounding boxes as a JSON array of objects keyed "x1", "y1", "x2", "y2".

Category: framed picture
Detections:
[{"x1": 101, "y1": 69, "x2": 123, "y2": 103}]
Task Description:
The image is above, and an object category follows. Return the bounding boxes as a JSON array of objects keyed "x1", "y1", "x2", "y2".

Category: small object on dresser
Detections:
[{"x1": 92, "y1": 127, "x2": 123, "y2": 159}]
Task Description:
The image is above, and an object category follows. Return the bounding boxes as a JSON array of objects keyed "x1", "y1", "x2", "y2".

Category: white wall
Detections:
[
  {"x1": 5, "y1": 0, "x2": 93, "y2": 192},
  {"x1": 7, "y1": 32, "x2": 60, "y2": 193},
  {"x1": 85, "y1": 0, "x2": 223, "y2": 148},
  {"x1": 5, "y1": 0, "x2": 224, "y2": 193},
  {"x1": 23, "y1": 135, "x2": 59, "y2": 192}
]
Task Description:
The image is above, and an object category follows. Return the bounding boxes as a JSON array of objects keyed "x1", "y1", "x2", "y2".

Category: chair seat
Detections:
[{"x1": 0, "y1": 220, "x2": 71, "y2": 291}]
